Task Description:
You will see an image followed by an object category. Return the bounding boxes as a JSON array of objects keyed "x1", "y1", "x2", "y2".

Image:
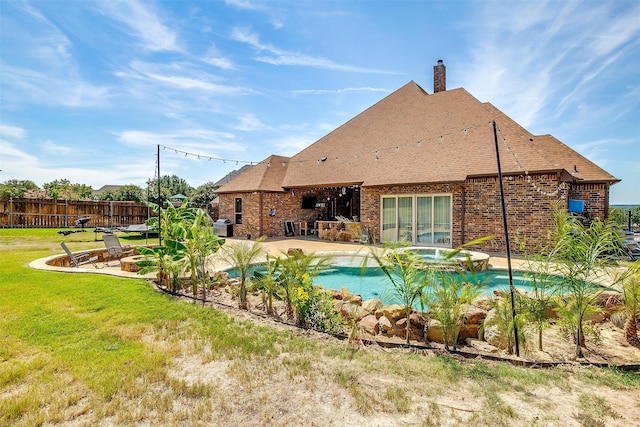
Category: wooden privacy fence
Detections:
[{"x1": 0, "y1": 198, "x2": 155, "y2": 229}]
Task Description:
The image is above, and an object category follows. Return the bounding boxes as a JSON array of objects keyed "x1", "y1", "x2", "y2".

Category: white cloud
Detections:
[
  {"x1": 98, "y1": 0, "x2": 180, "y2": 52},
  {"x1": 230, "y1": 27, "x2": 398, "y2": 74},
  {"x1": 460, "y1": 1, "x2": 639, "y2": 130},
  {"x1": 0, "y1": 140, "x2": 38, "y2": 163},
  {"x1": 41, "y1": 140, "x2": 72, "y2": 154},
  {"x1": 119, "y1": 61, "x2": 250, "y2": 94},
  {"x1": 233, "y1": 114, "x2": 270, "y2": 131},
  {"x1": 292, "y1": 87, "x2": 389, "y2": 95},
  {"x1": 1, "y1": 64, "x2": 112, "y2": 108},
  {"x1": 225, "y1": 0, "x2": 263, "y2": 11},
  {"x1": 271, "y1": 135, "x2": 315, "y2": 156},
  {"x1": 0, "y1": 125, "x2": 26, "y2": 140},
  {"x1": 115, "y1": 129, "x2": 242, "y2": 153}
]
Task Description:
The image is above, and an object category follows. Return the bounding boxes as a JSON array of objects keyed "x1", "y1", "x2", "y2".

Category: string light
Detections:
[
  {"x1": 158, "y1": 144, "x2": 257, "y2": 166},
  {"x1": 494, "y1": 123, "x2": 566, "y2": 197},
  {"x1": 158, "y1": 122, "x2": 484, "y2": 169}
]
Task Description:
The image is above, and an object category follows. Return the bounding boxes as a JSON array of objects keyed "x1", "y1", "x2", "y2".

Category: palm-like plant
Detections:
[
  {"x1": 520, "y1": 268, "x2": 557, "y2": 352},
  {"x1": 367, "y1": 243, "x2": 429, "y2": 344},
  {"x1": 136, "y1": 240, "x2": 187, "y2": 292},
  {"x1": 251, "y1": 257, "x2": 283, "y2": 315},
  {"x1": 221, "y1": 238, "x2": 266, "y2": 309},
  {"x1": 272, "y1": 250, "x2": 333, "y2": 325},
  {"x1": 620, "y1": 260, "x2": 640, "y2": 347},
  {"x1": 484, "y1": 292, "x2": 527, "y2": 354},
  {"x1": 425, "y1": 273, "x2": 482, "y2": 350},
  {"x1": 543, "y1": 209, "x2": 628, "y2": 358}
]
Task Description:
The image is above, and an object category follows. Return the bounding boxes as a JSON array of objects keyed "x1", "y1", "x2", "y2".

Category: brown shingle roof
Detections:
[
  {"x1": 213, "y1": 165, "x2": 253, "y2": 189},
  {"x1": 220, "y1": 81, "x2": 618, "y2": 191},
  {"x1": 216, "y1": 155, "x2": 290, "y2": 193}
]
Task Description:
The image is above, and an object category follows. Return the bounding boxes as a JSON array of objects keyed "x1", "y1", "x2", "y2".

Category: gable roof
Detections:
[
  {"x1": 216, "y1": 155, "x2": 290, "y2": 193},
  {"x1": 220, "y1": 81, "x2": 618, "y2": 192},
  {"x1": 213, "y1": 165, "x2": 253, "y2": 189}
]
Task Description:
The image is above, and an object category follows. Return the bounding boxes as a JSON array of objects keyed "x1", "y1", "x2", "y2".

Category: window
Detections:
[
  {"x1": 234, "y1": 198, "x2": 242, "y2": 225},
  {"x1": 381, "y1": 194, "x2": 452, "y2": 246}
]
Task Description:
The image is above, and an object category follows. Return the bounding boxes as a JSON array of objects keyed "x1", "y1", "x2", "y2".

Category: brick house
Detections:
[{"x1": 216, "y1": 61, "x2": 619, "y2": 252}]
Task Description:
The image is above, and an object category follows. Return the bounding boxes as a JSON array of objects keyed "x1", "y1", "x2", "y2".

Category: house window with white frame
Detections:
[
  {"x1": 380, "y1": 194, "x2": 451, "y2": 246},
  {"x1": 234, "y1": 197, "x2": 243, "y2": 225}
]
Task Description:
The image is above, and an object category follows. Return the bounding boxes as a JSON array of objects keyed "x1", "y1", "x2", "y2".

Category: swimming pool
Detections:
[
  {"x1": 313, "y1": 264, "x2": 542, "y2": 303},
  {"x1": 234, "y1": 252, "x2": 551, "y2": 305}
]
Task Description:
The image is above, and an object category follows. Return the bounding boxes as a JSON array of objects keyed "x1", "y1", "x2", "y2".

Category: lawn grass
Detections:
[{"x1": 1, "y1": 228, "x2": 639, "y2": 426}]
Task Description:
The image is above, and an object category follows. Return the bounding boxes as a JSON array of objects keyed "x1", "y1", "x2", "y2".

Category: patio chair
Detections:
[
  {"x1": 625, "y1": 240, "x2": 640, "y2": 261},
  {"x1": 60, "y1": 242, "x2": 98, "y2": 268},
  {"x1": 103, "y1": 233, "x2": 135, "y2": 266}
]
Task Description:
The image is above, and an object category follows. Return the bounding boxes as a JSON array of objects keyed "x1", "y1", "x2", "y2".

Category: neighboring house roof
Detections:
[
  {"x1": 216, "y1": 155, "x2": 290, "y2": 193},
  {"x1": 93, "y1": 185, "x2": 123, "y2": 195},
  {"x1": 218, "y1": 81, "x2": 618, "y2": 192},
  {"x1": 214, "y1": 165, "x2": 254, "y2": 189}
]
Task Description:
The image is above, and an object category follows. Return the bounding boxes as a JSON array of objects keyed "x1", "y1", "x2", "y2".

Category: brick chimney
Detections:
[{"x1": 433, "y1": 59, "x2": 446, "y2": 93}]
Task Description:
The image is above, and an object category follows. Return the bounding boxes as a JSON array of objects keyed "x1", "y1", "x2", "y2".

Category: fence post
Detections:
[{"x1": 9, "y1": 197, "x2": 13, "y2": 228}]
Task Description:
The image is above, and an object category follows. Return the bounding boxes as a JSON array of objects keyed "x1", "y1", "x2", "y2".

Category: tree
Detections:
[
  {"x1": 484, "y1": 293, "x2": 527, "y2": 354},
  {"x1": 179, "y1": 208, "x2": 225, "y2": 301},
  {"x1": 543, "y1": 209, "x2": 628, "y2": 358},
  {"x1": 609, "y1": 206, "x2": 640, "y2": 230},
  {"x1": 114, "y1": 184, "x2": 144, "y2": 202},
  {"x1": 146, "y1": 175, "x2": 193, "y2": 206},
  {"x1": 425, "y1": 273, "x2": 482, "y2": 350},
  {"x1": 517, "y1": 238, "x2": 559, "y2": 352},
  {"x1": 0, "y1": 179, "x2": 40, "y2": 198},
  {"x1": 221, "y1": 238, "x2": 266, "y2": 310},
  {"x1": 190, "y1": 181, "x2": 217, "y2": 207},
  {"x1": 43, "y1": 179, "x2": 93, "y2": 200},
  {"x1": 620, "y1": 261, "x2": 640, "y2": 347},
  {"x1": 368, "y1": 243, "x2": 428, "y2": 344}
]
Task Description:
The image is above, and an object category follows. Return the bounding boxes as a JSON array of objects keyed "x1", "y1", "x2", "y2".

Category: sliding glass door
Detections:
[
  {"x1": 381, "y1": 197, "x2": 397, "y2": 242},
  {"x1": 416, "y1": 196, "x2": 433, "y2": 244},
  {"x1": 381, "y1": 194, "x2": 451, "y2": 246}
]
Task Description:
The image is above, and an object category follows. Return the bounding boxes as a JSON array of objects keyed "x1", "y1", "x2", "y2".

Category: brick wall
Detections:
[
  {"x1": 568, "y1": 182, "x2": 610, "y2": 220},
  {"x1": 219, "y1": 175, "x2": 611, "y2": 252}
]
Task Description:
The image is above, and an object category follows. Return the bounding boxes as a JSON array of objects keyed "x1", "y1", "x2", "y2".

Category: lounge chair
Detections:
[
  {"x1": 60, "y1": 242, "x2": 98, "y2": 268},
  {"x1": 103, "y1": 233, "x2": 134, "y2": 265},
  {"x1": 625, "y1": 239, "x2": 640, "y2": 261}
]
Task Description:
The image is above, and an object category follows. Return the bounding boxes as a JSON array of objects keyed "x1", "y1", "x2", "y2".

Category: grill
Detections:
[{"x1": 213, "y1": 218, "x2": 233, "y2": 237}]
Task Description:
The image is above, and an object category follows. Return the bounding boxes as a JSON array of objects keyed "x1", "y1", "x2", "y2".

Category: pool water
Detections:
[
  {"x1": 313, "y1": 265, "x2": 543, "y2": 303},
  {"x1": 235, "y1": 258, "x2": 555, "y2": 305}
]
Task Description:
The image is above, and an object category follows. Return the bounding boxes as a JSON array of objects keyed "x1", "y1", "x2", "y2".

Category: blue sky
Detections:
[{"x1": 1, "y1": 0, "x2": 639, "y2": 203}]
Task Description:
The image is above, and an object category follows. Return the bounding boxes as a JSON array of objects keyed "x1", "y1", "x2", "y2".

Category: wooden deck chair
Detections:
[
  {"x1": 60, "y1": 242, "x2": 98, "y2": 268},
  {"x1": 102, "y1": 233, "x2": 134, "y2": 265}
]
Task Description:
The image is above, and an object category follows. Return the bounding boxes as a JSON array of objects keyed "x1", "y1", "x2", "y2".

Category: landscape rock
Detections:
[
  {"x1": 472, "y1": 296, "x2": 493, "y2": 311},
  {"x1": 461, "y1": 303, "x2": 487, "y2": 325},
  {"x1": 426, "y1": 319, "x2": 444, "y2": 343},
  {"x1": 482, "y1": 310, "x2": 509, "y2": 349},
  {"x1": 341, "y1": 302, "x2": 369, "y2": 321},
  {"x1": 361, "y1": 298, "x2": 383, "y2": 314},
  {"x1": 378, "y1": 315, "x2": 393, "y2": 334},
  {"x1": 358, "y1": 314, "x2": 379, "y2": 336},
  {"x1": 376, "y1": 304, "x2": 405, "y2": 320}
]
